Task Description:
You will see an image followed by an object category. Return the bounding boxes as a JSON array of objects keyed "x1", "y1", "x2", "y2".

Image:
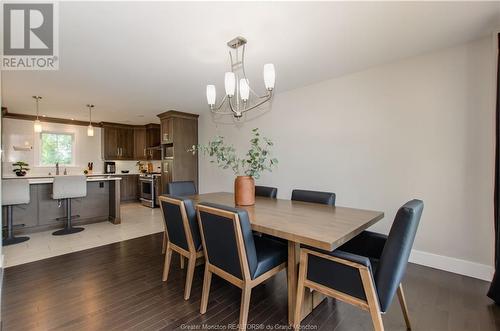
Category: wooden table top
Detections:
[{"x1": 190, "y1": 192, "x2": 384, "y2": 251}]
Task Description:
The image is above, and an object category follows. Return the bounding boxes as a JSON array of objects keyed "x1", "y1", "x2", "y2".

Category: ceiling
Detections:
[{"x1": 2, "y1": 1, "x2": 500, "y2": 124}]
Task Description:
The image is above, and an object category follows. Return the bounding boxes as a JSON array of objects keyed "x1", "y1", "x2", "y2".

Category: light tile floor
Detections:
[{"x1": 3, "y1": 202, "x2": 164, "y2": 268}]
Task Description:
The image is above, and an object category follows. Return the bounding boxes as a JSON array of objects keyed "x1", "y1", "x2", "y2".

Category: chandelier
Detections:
[{"x1": 206, "y1": 36, "x2": 275, "y2": 119}]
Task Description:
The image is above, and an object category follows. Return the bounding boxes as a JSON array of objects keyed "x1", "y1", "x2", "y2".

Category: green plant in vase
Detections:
[
  {"x1": 12, "y1": 161, "x2": 30, "y2": 177},
  {"x1": 191, "y1": 128, "x2": 278, "y2": 205}
]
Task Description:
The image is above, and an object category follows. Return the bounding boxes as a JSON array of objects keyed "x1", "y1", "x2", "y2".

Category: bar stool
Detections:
[
  {"x1": 2, "y1": 179, "x2": 30, "y2": 246},
  {"x1": 52, "y1": 175, "x2": 87, "y2": 236}
]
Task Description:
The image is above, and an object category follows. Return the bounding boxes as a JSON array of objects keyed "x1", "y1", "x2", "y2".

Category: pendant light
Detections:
[
  {"x1": 32, "y1": 96, "x2": 42, "y2": 132},
  {"x1": 86, "y1": 104, "x2": 94, "y2": 137}
]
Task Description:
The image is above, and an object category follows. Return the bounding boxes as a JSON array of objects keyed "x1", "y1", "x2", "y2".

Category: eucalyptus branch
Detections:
[{"x1": 189, "y1": 128, "x2": 278, "y2": 179}]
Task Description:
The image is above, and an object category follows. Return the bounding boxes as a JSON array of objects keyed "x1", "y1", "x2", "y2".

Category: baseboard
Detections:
[{"x1": 409, "y1": 249, "x2": 494, "y2": 282}]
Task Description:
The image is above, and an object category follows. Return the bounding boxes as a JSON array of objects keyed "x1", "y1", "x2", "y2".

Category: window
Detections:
[{"x1": 40, "y1": 132, "x2": 74, "y2": 166}]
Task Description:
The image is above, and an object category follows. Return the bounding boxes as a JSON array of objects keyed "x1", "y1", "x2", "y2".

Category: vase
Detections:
[
  {"x1": 15, "y1": 171, "x2": 26, "y2": 177},
  {"x1": 234, "y1": 176, "x2": 255, "y2": 206}
]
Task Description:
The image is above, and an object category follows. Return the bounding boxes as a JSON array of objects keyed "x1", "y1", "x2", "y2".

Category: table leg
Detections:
[
  {"x1": 287, "y1": 241, "x2": 298, "y2": 325},
  {"x1": 287, "y1": 241, "x2": 326, "y2": 325}
]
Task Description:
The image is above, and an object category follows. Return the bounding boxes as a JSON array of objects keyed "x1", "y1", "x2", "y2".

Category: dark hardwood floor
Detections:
[{"x1": 2, "y1": 233, "x2": 500, "y2": 330}]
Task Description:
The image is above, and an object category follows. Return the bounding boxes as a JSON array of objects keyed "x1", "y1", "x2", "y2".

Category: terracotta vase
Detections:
[{"x1": 234, "y1": 176, "x2": 255, "y2": 206}]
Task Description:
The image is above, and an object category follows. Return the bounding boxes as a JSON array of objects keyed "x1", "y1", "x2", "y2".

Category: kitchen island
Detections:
[{"x1": 2, "y1": 176, "x2": 122, "y2": 234}]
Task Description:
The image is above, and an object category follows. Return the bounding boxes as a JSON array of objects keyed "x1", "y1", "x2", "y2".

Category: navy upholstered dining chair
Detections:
[
  {"x1": 167, "y1": 180, "x2": 197, "y2": 196},
  {"x1": 291, "y1": 189, "x2": 336, "y2": 205},
  {"x1": 162, "y1": 181, "x2": 197, "y2": 256},
  {"x1": 294, "y1": 199, "x2": 423, "y2": 331},
  {"x1": 255, "y1": 185, "x2": 278, "y2": 199},
  {"x1": 197, "y1": 203, "x2": 287, "y2": 331},
  {"x1": 159, "y1": 195, "x2": 204, "y2": 300}
]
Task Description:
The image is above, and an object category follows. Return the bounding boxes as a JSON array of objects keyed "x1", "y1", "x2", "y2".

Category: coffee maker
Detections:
[{"x1": 104, "y1": 161, "x2": 116, "y2": 174}]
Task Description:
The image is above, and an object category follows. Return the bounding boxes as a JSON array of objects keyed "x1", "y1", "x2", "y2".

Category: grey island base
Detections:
[{"x1": 2, "y1": 177, "x2": 121, "y2": 234}]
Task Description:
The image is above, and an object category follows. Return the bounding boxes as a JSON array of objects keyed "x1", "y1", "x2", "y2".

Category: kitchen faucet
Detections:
[{"x1": 55, "y1": 162, "x2": 59, "y2": 175}]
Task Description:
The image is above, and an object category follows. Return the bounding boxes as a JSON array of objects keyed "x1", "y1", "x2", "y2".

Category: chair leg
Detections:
[
  {"x1": 397, "y1": 283, "x2": 412, "y2": 330},
  {"x1": 162, "y1": 232, "x2": 166, "y2": 254},
  {"x1": 293, "y1": 252, "x2": 308, "y2": 330},
  {"x1": 180, "y1": 255, "x2": 185, "y2": 269},
  {"x1": 184, "y1": 254, "x2": 196, "y2": 300},
  {"x1": 200, "y1": 264, "x2": 212, "y2": 314},
  {"x1": 162, "y1": 243, "x2": 172, "y2": 282},
  {"x1": 359, "y1": 267, "x2": 385, "y2": 331},
  {"x1": 239, "y1": 286, "x2": 252, "y2": 331}
]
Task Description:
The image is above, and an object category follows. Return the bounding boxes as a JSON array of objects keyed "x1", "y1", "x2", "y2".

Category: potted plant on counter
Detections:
[
  {"x1": 191, "y1": 128, "x2": 278, "y2": 206},
  {"x1": 12, "y1": 161, "x2": 30, "y2": 177}
]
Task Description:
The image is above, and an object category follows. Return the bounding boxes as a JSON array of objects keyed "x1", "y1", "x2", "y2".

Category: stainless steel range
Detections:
[{"x1": 139, "y1": 173, "x2": 161, "y2": 208}]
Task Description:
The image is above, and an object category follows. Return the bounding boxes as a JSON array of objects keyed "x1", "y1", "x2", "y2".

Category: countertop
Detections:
[
  {"x1": 3, "y1": 176, "x2": 122, "y2": 184},
  {"x1": 2, "y1": 172, "x2": 142, "y2": 179}
]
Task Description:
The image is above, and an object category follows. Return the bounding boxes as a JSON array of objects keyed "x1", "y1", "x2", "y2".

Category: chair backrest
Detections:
[
  {"x1": 197, "y1": 202, "x2": 258, "y2": 280},
  {"x1": 2, "y1": 179, "x2": 30, "y2": 206},
  {"x1": 167, "y1": 181, "x2": 197, "y2": 196},
  {"x1": 159, "y1": 195, "x2": 202, "y2": 252},
  {"x1": 375, "y1": 199, "x2": 423, "y2": 312},
  {"x1": 291, "y1": 189, "x2": 336, "y2": 206},
  {"x1": 52, "y1": 175, "x2": 87, "y2": 199},
  {"x1": 255, "y1": 185, "x2": 278, "y2": 199}
]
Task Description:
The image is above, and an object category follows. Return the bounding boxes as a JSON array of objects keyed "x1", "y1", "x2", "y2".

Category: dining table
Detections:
[{"x1": 189, "y1": 192, "x2": 384, "y2": 325}]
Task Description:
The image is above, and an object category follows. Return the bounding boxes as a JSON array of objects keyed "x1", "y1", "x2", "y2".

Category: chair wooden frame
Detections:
[
  {"x1": 197, "y1": 204, "x2": 287, "y2": 331},
  {"x1": 293, "y1": 248, "x2": 412, "y2": 331},
  {"x1": 159, "y1": 196, "x2": 204, "y2": 300}
]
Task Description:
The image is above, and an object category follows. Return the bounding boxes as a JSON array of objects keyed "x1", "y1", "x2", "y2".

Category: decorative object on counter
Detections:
[
  {"x1": 206, "y1": 36, "x2": 276, "y2": 120},
  {"x1": 191, "y1": 128, "x2": 278, "y2": 206},
  {"x1": 12, "y1": 161, "x2": 30, "y2": 177},
  {"x1": 32, "y1": 96, "x2": 43, "y2": 133},
  {"x1": 121, "y1": 170, "x2": 129, "y2": 174},
  {"x1": 87, "y1": 162, "x2": 94, "y2": 175},
  {"x1": 64, "y1": 168, "x2": 67, "y2": 175},
  {"x1": 147, "y1": 162, "x2": 153, "y2": 173},
  {"x1": 83, "y1": 169, "x2": 88, "y2": 175},
  {"x1": 136, "y1": 161, "x2": 147, "y2": 173},
  {"x1": 86, "y1": 104, "x2": 95, "y2": 137}
]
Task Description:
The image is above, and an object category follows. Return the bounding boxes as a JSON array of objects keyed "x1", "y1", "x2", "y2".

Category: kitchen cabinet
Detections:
[
  {"x1": 146, "y1": 124, "x2": 161, "y2": 160},
  {"x1": 161, "y1": 118, "x2": 173, "y2": 144},
  {"x1": 157, "y1": 111, "x2": 199, "y2": 195},
  {"x1": 119, "y1": 127, "x2": 135, "y2": 159},
  {"x1": 134, "y1": 124, "x2": 161, "y2": 160},
  {"x1": 134, "y1": 127, "x2": 148, "y2": 160},
  {"x1": 102, "y1": 126, "x2": 120, "y2": 160},
  {"x1": 101, "y1": 123, "x2": 135, "y2": 160},
  {"x1": 113, "y1": 174, "x2": 139, "y2": 202}
]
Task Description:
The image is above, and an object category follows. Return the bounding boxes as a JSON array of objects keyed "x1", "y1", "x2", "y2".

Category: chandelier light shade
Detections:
[
  {"x1": 32, "y1": 96, "x2": 43, "y2": 132},
  {"x1": 206, "y1": 36, "x2": 275, "y2": 119},
  {"x1": 206, "y1": 85, "x2": 216, "y2": 106},
  {"x1": 239, "y1": 79, "x2": 250, "y2": 101},
  {"x1": 224, "y1": 72, "x2": 236, "y2": 97},
  {"x1": 86, "y1": 104, "x2": 95, "y2": 137},
  {"x1": 263, "y1": 64, "x2": 276, "y2": 90}
]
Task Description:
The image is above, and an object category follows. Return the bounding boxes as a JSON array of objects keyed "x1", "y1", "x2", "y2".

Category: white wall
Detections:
[
  {"x1": 1, "y1": 119, "x2": 161, "y2": 176},
  {"x1": 198, "y1": 36, "x2": 496, "y2": 280},
  {"x1": 2, "y1": 119, "x2": 104, "y2": 176}
]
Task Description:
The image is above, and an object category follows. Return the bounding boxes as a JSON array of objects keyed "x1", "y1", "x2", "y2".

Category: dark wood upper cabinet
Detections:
[
  {"x1": 134, "y1": 127, "x2": 147, "y2": 160},
  {"x1": 145, "y1": 124, "x2": 161, "y2": 160},
  {"x1": 102, "y1": 122, "x2": 161, "y2": 161},
  {"x1": 102, "y1": 126, "x2": 120, "y2": 160}
]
